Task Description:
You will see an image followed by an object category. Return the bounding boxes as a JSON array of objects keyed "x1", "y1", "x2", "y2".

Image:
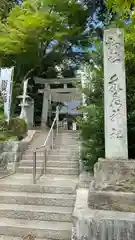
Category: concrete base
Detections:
[
  {"x1": 88, "y1": 191, "x2": 135, "y2": 212},
  {"x1": 78, "y1": 171, "x2": 93, "y2": 188},
  {"x1": 72, "y1": 189, "x2": 135, "y2": 240},
  {"x1": 90, "y1": 158, "x2": 135, "y2": 191},
  {"x1": 88, "y1": 158, "x2": 135, "y2": 212}
]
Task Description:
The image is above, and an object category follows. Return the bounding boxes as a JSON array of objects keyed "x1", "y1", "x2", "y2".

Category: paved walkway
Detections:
[{"x1": 29, "y1": 130, "x2": 49, "y2": 149}]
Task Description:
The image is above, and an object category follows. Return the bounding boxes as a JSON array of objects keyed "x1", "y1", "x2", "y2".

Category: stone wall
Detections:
[
  {"x1": 0, "y1": 130, "x2": 35, "y2": 175},
  {"x1": 72, "y1": 189, "x2": 135, "y2": 240}
]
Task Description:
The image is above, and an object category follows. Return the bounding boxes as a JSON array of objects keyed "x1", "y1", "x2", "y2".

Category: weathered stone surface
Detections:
[
  {"x1": 78, "y1": 171, "x2": 93, "y2": 188},
  {"x1": 0, "y1": 130, "x2": 36, "y2": 174},
  {"x1": 73, "y1": 214, "x2": 135, "y2": 240},
  {"x1": 88, "y1": 191, "x2": 135, "y2": 212},
  {"x1": 104, "y1": 28, "x2": 128, "y2": 160},
  {"x1": 90, "y1": 158, "x2": 135, "y2": 192},
  {"x1": 73, "y1": 189, "x2": 135, "y2": 240}
]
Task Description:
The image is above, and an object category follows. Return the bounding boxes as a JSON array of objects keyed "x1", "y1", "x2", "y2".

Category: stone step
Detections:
[
  {"x1": 53, "y1": 148, "x2": 78, "y2": 151},
  {"x1": 46, "y1": 167, "x2": 78, "y2": 175},
  {"x1": 47, "y1": 161, "x2": 78, "y2": 168},
  {"x1": 0, "y1": 191, "x2": 75, "y2": 207},
  {"x1": 22, "y1": 154, "x2": 73, "y2": 160},
  {"x1": 57, "y1": 131, "x2": 79, "y2": 135},
  {"x1": 22, "y1": 155, "x2": 45, "y2": 160},
  {"x1": 55, "y1": 142, "x2": 78, "y2": 145},
  {"x1": 20, "y1": 160, "x2": 44, "y2": 167},
  {"x1": 0, "y1": 204, "x2": 72, "y2": 222},
  {"x1": 48, "y1": 155, "x2": 78, "y2": 160},
  {"x1": 0, "y1": 218, "x2": 72, "y2": 239},
  {"x1": 0, "y1": 183, "x2": 76, "y2": 194},
  {"x1": 22, "y1": 153, "x2": 44, "y2": 160},
  {"x1": 16, "y1": 167, "x2": 43, "y2": 174},
  {"x1": 20, "y1": 160, "x2": 78, "y2": 168},
  {"x1": 52, "y1": 148, "x2": 78, "y2": 152},
  {"x1": 55, "y1": 143, "x2": 78, "y2": 146},
  {"x1": 17, "y1": 166, "x2": 78, "y2": 175},
  {"x1": 0, "y1": 236, "x2": 49, "y2": 240},
  {"x1": 22, "y1": 152, "x2": 78, "y2": 160}
]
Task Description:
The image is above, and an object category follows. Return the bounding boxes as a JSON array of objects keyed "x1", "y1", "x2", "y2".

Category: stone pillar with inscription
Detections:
[
  {"x1": 104, "y1": 28, "x2": 128, "y2": 160},
  {"x1": 72, "y1": 29, "x2": 135, "y2": 240},
  {"x1": 88, "y1": 28, "x2": 135, "y2": 211},
  {"x1": 87, "y1": 28, "x2": 135, "y2": 239}
]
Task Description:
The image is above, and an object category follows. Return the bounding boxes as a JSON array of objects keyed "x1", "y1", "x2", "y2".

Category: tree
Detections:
[
  {"x1": 122, "y1": 23, "x2": 135, "y2": 158},
  {"x1": 77, "y1": 44, "x2": 104, "y2": 171},
  {"x1": 0, "y1": 0, "x2": 89, "y2": 79},
  {"x1": 0, "y1": 0, "x2": 18, "y2": 20},
  {"x1": 106, "y1": 0, "x2": 135, "y2": 16},
  {"x1": 0, "y1": 0, "x2": 90, "y2": 116},
  {"x1": 77, "y1": 2, "x2": 135, "y2": 171},
  {"x1": 107, "y1": 0, "x2": 134, "y2": 9}
]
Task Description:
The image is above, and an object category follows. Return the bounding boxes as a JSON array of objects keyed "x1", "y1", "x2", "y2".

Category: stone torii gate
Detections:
[{"x1": 33, "y1": 76, "x2": 82, "y2": 127}]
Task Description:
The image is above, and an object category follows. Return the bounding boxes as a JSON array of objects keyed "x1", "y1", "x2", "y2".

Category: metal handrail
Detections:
[{"x1": 33, "y1": 106, "x2": 59, "y2": 184}]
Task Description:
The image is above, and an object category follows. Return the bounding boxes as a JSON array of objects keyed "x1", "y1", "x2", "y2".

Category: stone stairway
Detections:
[
  {"x1": 0, "y1": 130, "x2": 79, "y2": 240},
  {"x1": 17, "y1": 131, "x2": 79, "y2": 176}
]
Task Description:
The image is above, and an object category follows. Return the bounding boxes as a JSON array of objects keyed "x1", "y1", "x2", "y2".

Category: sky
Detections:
[{"x1": 16, "y1": 0, "x2": 22, "y2": 4}]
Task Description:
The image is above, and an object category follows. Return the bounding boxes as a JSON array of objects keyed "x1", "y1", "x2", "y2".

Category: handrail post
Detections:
[
  {"x1": 56, "y1": 106, "x2": 59, "y2": 136},
  {"x1": 44, "y1": 149, "x2": 47, "y2": 175},
  {"x1": 52, "y1": 129, "x2": 54, "y2": 149},
  {"x1": 33, "y1": 151, "x2": 36, "y2": 184},
  {"x1": 33, "y1": 106, "x2": 60, "y2": 182}
]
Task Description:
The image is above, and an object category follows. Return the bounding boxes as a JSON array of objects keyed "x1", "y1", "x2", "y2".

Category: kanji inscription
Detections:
[
  {"x1": 105, "y1": 32, "x2": 122, "y2": 63},
  {"x1": 109, "y1": 74, "x2": 123, "y2": 120},
  {"x1": 1, "y1": 79, "x2": 8, "y2": 103},
  {"x1": 104, "y1": 28, "x2": 128, "y2": 159}
]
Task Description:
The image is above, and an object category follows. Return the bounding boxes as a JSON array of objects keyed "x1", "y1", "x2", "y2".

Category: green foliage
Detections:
[
  {"x1": 0, "y1": 132, "x2": 18, "y2": 142},
  {"x1": 0, "y1": 94, "x2": 24, "y2": 142},
  {"x1": 0, "y1": 94, "x2": 7, "y2": 134},
  {"x1": 0, "y1": 0, "x2": 89, "y2": 117},
  {"x1": 77, "y1": 49, "x2": 105, "y2": 171},
  {"x1": 62, "y1": 68, "x2": 75, "y2": 78},
  {"x1": 0, "y1": 94, "x2": 4, "y2": 120},
  {"x1": 78, "y1": 105, "x2": 104, "y2": 171},
  {"x1": 0, "y1": 132, "x2": 9, "y2": 142},
  {"x1": 0, "y1": 0, "x2": 16, "y2": 20},
  {"x1": 106, "y1": 0, "x2": 135, "y2": 19},
  {"x1": 78, "y1": 9, "x2": 135, "y2": 170},
  {"x1": 0, "y1": 0, "x2": 88, "y2": 64},
  {"x1": 124, "y1": 23, "x2": 135, "y2": 158},
  {"x1": 0, "y1": 120, "x2": 7, "y2": 132},
  {"x1": 106, "y1": 0, "x2": 134, "y2": 11},
  {"x1": 8, "y1": 118, "x2": 28, "y2": 140}
]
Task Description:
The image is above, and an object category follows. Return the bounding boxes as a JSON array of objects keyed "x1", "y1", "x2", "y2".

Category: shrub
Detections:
[
  {"x1": 8, "y1": 118, "x2": 28, "y2": 140},
  {"x1": 0, "y1": 133, "x2": 8, "y2": 142},
  {"x1": 62, "y1": 68, "x2": 75, "y2": 78},
  {"x1": 77, "y1": 104, "x2": 104, "y2": 171},
  {"x1": 0, "y1": 120, "x2": 7, "y2": 131},
  {"x1": 77, "y1": 51, "x2": 104, "y2": 171}
]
